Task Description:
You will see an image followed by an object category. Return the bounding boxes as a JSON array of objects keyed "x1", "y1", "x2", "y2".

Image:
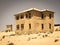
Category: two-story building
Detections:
[{"x1": 14, "y1": 8, "x2": 54, "y2": 34}]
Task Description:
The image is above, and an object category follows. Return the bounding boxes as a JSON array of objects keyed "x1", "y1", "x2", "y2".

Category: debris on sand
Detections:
[
  {"x1": 7, "y1": 43, "x2": 14, "y2": 45},
  {"x1": 54, "y1": 39, "x2": 59, "y2": 42}
]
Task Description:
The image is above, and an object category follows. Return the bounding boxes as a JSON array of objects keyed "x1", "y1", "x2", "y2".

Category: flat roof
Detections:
[{"x1": 54, "y1": 24, "x2": 60, "y2": 26}]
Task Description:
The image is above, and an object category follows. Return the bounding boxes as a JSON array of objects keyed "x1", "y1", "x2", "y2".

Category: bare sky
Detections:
[{"x1": 0, "y1": 0, "x2": 60, "y2": 31}]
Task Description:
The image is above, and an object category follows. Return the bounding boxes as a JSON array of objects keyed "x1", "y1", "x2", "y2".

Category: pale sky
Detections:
[{"x1": 0, "y1": 0, "x2": 60, "y2": 31}]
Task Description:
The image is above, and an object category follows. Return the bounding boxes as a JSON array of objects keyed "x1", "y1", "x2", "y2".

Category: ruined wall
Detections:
[{"x1": 6, "y1": 25, "x2": 12, "y2": 32}]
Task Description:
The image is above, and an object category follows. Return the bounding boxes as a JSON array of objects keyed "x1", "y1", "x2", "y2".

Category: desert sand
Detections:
[{"x1": 0, "y1": 30, "x2": 60, "y2": 45}]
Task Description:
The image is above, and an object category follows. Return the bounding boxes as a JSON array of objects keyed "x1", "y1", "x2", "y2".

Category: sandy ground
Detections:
[{"x1": 0, "y1": 31, "x2": 60, "y2": 45}]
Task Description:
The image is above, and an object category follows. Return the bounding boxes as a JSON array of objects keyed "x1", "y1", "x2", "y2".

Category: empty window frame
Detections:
[
  {"x1": 16, "y1": 25, "x2": 19, "y2": 30},
  {"x1": 26, "y1": 14, "x2": 28, "y2": 18},
  {"x1": 42, "y1": 24, "x2": 44, "y2": 30},
  {"x1": 29, "y1": 13, "x2": 31, "y2": 18},
  {"x1": 20, "y1": 15, "x2": 24, "y2": 19},
  {"x1": 49, "y1": 24, "x2": 51, "y2": 29},
  {"x1": 26, "y1": 13, "x2": 31, "y2": 18},
  {"x1": 29, "y1": 24, "x2": 31, "y2": 29},
  {"x1": 41, "y1": 14, "x2": 44, "y2": 19},
  {"x1": 16, "y1": 16, "x2": 19, "y2": 20},
  {"x1": 49, "y1": 14, "x2": 51, "y2": 19},
  {"x1": 21, "y1": 24, "x2": 24, "y2": 30}
]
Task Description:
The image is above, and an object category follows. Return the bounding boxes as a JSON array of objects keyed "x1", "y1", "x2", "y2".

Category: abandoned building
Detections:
[
  {"x1": 5, "y1": 25, "x2": 12, "y2": 32},
  {"x1": 14, "y1": 8, "x2": 54, "y2": 34},
  {"x1": 54, "y1": 24, "x2": 60, "y2": 31}
]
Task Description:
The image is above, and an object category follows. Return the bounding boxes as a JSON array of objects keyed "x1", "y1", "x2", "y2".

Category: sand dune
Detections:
[{"x1": 0, "y1": 31, "x2": 60, "y2": 45}]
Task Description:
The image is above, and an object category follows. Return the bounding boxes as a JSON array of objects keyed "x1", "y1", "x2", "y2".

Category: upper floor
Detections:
[{"x1": 14, "y1": 8, "x2": 54, "y2": 21}]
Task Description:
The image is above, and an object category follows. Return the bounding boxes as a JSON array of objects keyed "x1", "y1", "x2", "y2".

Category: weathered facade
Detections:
[
  {"x1": 6, "y1": 25, "x2": 12, "y2": 32},
  {"x1": 14, "y1": 8, "x2": 54, "y2": 34}
]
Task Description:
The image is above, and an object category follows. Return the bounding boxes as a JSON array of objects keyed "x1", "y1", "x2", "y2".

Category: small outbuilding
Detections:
[{"x1": 5, "y1": 24, "x2": 12, "y2": 32}]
